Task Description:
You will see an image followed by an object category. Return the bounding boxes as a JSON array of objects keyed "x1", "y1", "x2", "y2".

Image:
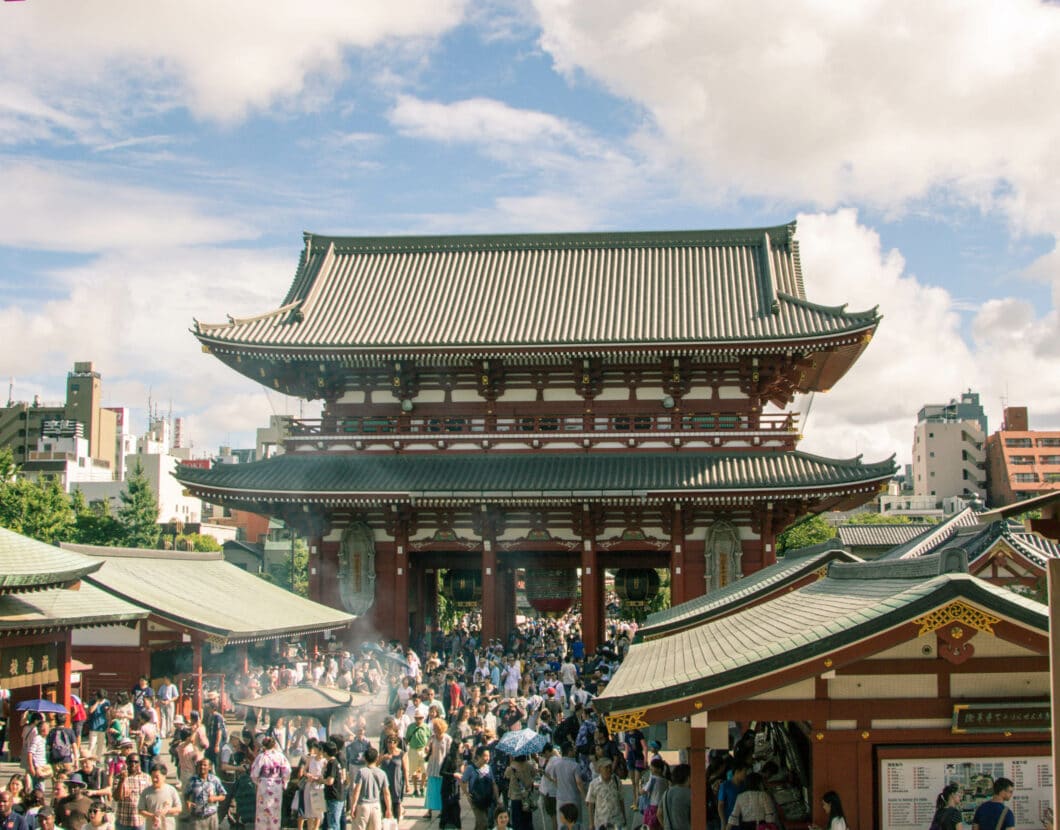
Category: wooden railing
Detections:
[{"x1": 286, "y1": 411, "x2": 798, "y2": 439}]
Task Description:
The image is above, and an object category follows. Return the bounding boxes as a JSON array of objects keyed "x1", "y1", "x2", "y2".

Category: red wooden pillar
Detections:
[
  {"x1": 58, "y1": 631, "x2": 73, "y2": 711},
  {"x1": 481, "y1": 541, "x2": 498, "y2": 643},
  {"x1": 670, "y1": 503, "x2": 686, "y2": 606},
  {"x1": 581, "y1": 539, "x2": 601, "y2": 654},
  {"x1": 192, "y1": 638, "x2": 204, "y2": 713},
  {"x1": 394, "y1": 518, "x2": 410, "y2": 645}
]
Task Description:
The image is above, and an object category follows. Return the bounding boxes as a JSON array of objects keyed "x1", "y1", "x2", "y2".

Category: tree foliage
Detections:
[
  {"x1": 0, "y1": 474, "x2": 75, "y2": 543},
  {"x1": 117, "y1": 461, "x2": 161, "y2": 548},
  {"x1": 777, "y1": 514, "x2": 836, "y2": 554},
  {"x1": 845, "y1": 512, "x2": 914, "y2": 525},
  {"x1": 267, "y1": 536, "x2": 309, "y2": 596},
  {"x1": 71, "y1": 489, "x2": 124, "y2": 546},
  {"x1": 175, "y1": 532, "x2": 222, "y2": 552}
]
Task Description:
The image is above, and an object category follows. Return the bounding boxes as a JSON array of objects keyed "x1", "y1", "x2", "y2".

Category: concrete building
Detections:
[
  {"x1": 20, "y1": 420, "x2": 113, "y2": 490},
  {"x1": 911, "y1": 390, "x2": 986, "y2": 505},
  {"x1": 1, "y1": 362, "x2": 118, "y2": 475},
  {"x1": 985, "y1": 405, "x2": 1060, "y2": 506}
]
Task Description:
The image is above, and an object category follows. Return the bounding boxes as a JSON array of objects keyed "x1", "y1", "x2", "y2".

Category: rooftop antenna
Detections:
[{"x1": 6, "y1": 377, "x2": 12, "y2": 407}]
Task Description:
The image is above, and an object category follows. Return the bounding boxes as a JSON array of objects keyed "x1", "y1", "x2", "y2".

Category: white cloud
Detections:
[
  {"x1": 0, "y1": 161, "x2": 255, "y2": 252},
  {"x1": 532, "y1": 1, "x2": 1060, "y2": 235},
  {"x1": 391, "y1": 95, "x2": 586, "y2": 150},
  {"x1": 795, "y1": 210, "x2": 1060, "y2": 464},
  {"x1": 0, "y1": 0, "x2": 467, "y2": 130},
  {"x1": 0, "y1": 245, "x2": 305, "y2": 452}
]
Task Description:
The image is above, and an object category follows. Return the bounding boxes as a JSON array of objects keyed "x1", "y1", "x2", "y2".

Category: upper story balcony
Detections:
[{"x1": 282, "y1": 410, "x2": 800, "y2": 453}]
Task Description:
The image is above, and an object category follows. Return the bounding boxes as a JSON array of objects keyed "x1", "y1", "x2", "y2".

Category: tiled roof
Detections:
[
  {"x1": 596, "y1": 554, "x2": 1048, "y2": 715},
  {"x1": 175, "y1": 450, "x2": 897, "y2": 503},
  {"x1": 0, "y1": 581, "x2": 146, "y2": 634},
  {"x1": 879, "y1": 508, "x2": 981, "y2": 560},
  {"x1": 639, "y1": 540, "x2": 856, "y2": 639},
  {"x1": 59, "y1": 545, "x2": 353, "y2": 644},
  {"x1": 835, "y1": 523, "x2": 927, "y2": 548},
  {"x1": 0, "y1": 526, "x2": 102, "y2": 591},
  {"x1": 193, "y1": 224, "x2": 879, "y2": 354},
  {"x1": 937, "y1": 522, "x2": 1060, "y2": 568}
]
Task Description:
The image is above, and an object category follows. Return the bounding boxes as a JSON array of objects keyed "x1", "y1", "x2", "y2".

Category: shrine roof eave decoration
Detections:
[
  {"x1": 594, "y1": 555, "x2": 1049, "y2": 724},
  {"x1": 191, "y1": 223, "x2": 879, "y2": 393},
  {"x1": 59, "y1": 544, "x2": 354, "y2": 646},
  {"x1": 0, "y1": 526, "x2": 103, "y2": 592},
  {"x1": 0, "y1": 581, "x2": 147, "y2": 637},
  {"x1": 638, "y1": 541, "x2": 860, "y2": 640},
  {"x1": 174, "y1": 450, "x2": 898, "y2": 508}
]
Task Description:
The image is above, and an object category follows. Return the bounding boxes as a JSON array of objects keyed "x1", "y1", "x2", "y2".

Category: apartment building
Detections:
[{"x1": 986, "y1": 406, "x2": 1060, "y2": 506}]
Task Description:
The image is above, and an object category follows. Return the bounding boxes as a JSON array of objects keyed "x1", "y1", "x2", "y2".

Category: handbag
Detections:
[{"x1": 381, "y1": 819, "x2": 398, "y2": 830}]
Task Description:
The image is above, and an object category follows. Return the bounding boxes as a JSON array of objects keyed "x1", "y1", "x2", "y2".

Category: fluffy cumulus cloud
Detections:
[
  {"x1": 795, "y1": 210, "x2": 1060, "y2": 464},
  {"x1": 0, "y1": 0, "x2": 466, "y2": 132},
  {"x1": 388, "y1": 95, "x2": 655, "y2": 230},
  {"x1": 0, "y1": 161, "x2": 255, "y2": 252},
  {"x1": 0, "y1": 245, "x2": 305, "y2": 450},
  {"x1": 532, "y1": 1, "x2": 1060, "y2": 233}
]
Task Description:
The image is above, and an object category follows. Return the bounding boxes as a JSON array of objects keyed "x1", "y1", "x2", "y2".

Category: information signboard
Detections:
[{"x1": 880, "y1": 755, "x2": 1052, "y2": 830}]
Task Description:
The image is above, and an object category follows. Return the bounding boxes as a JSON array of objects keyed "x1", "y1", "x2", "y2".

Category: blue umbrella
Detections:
[
  {"x1": 496, "y1": 728, "x2": 547, "y2": 757},
  {"x1": 16, "y1": 699, "x2": 67, "y2": 715}
]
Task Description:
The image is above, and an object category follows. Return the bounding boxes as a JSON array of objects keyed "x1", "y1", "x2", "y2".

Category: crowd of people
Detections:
[{"x1": 0, "y1": 607, "x2": 1038, "y2": 830}]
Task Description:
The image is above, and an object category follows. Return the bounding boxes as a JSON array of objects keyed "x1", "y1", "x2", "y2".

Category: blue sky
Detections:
[{"x1": 1, "y1": 1, "x2": 1058, "y2": 465}]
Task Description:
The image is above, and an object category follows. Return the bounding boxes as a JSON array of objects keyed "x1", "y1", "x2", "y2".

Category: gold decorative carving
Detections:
[
  {"x1": 815, "y1": 566, "x2": 828, "y2": 580},
  {"x1": 604, "y1": 710, "x2": 649, "y2": 733},
  {"x1": 913, "y1": 601, "x2": 1001, "y2": 636}
]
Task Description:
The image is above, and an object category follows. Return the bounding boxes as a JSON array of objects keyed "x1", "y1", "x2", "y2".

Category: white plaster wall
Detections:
[
  {"x1": 72, "y1": 624, "x2": 140, "y2": 647},
  {"x1": 749, "y1": 678, "x2": 815, "y2": 700},
  {"x1": 951, "y1": 672, "x2": 1049, "y2": 698},
  {"x1": 828, "y1": 674, "x2": 937, "y2": 699}
]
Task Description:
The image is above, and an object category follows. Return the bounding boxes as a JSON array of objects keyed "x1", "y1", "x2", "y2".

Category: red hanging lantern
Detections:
[
  {"x1": 614, "y1": 568, "x2": 660, "y2": 608},
  {"x1": 440, "y1": 569, "x2": 482, "y2": 608},
  {"x1": 525, "y1": 568, "x2": 578, "y2": 618}
]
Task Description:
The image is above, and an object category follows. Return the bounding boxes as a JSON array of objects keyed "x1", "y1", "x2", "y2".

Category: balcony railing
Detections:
[{"x1": 284, "y1": 411, "x2": 799, "y2": 451}]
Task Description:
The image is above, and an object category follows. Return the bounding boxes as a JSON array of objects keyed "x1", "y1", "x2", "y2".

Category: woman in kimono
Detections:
[{"x1": 250, "y1": 736, "x2": 291, "y2": 830}]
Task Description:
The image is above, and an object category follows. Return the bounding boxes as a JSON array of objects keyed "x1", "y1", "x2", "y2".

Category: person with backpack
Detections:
[
  {"x1": 971, "y1": 779, "x2": 1013, "y2": 830},
  {"x1": 462, "y1": 745, "x2": 499, "y2": 830},
  {"x1": 47, "y1": 715, "x2": 78, "y2": 774}
]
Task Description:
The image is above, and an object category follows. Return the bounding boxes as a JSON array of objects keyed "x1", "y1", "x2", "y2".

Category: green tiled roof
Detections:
[
  {"x1": 175, "y1": 450, "x2": 897, "y2": 503},
  {"x1": 596, "y1": 554, "x2": 1049, "y2": 715},
  {"x1": 0, "y1": 526, "x2": 102, "y2": 591},
  {"x1": 61, "y1": 545, "x2": 354, "y2": 644},
  {"x1": 193, "y1": 224, "x2": 879, "y2": 354},
  {"x1": 638, "y1": 541, "x2": 857, "y2": 639},
  {"x1": 0, "y1": 581, "x2": 146, "y2": 634},
  {"x1": 835, "y1": 523, "x2": 927, "y2": 548},
  {"x1": 880, "y1": 508, "x2": 980, "y2": 560}
]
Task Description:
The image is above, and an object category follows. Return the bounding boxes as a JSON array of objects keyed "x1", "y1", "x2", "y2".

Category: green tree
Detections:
[
  {"x1": 0, "y1": 447, "x2": 16, "y2": 483},
  {"x1": 0, "y1": 448, "x2": 75, "y2": 544},
  {"x1": 71, "y1": 489, "x2": 124, "y2": 545},
  {"x1": 117, "y1": 461, "x2": 161, "y2": 548},
  {"x1": 845, "y1": 512, "x2": 913, "y2": 525},
  {"x1": 777, "y1": 514, "x2": 836, "y2": 554},
  {"x1": 0, "y1": 475, "x2": 75, "y2": 543},
  {"x1": 175, "y1": 532, "x2": 222, "y2": 552},
  {"x1": 268, "y1": 537, "x2": 308, "y2": 596}
]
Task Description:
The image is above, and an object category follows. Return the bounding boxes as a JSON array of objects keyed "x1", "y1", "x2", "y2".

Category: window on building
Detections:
[
  {"x1": 1040, "y1": 455, "x2": 1060, "y2": 466},
  {"x1": 1005, "y1": 438, "x2": 1033, "y2": 448},
  {"x1": 1044, "y1": 473, "x2": 1060, "y2": 483},
  {"x1": 929, "y1": 451, "x2": 935, "y2": 457},
  {"x1": 1038, "y1": 437, "x2": 1060, "y2": 447},
  {"x1": 1013, "y1": 472, "x2": 1038, "y2": 483},
  {"x1": 1010, "y1": 455, "x2": 1034, "y2": 465},
  {"x1": 929, "y1": 432, "x2": 934, "y2": 438}
]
